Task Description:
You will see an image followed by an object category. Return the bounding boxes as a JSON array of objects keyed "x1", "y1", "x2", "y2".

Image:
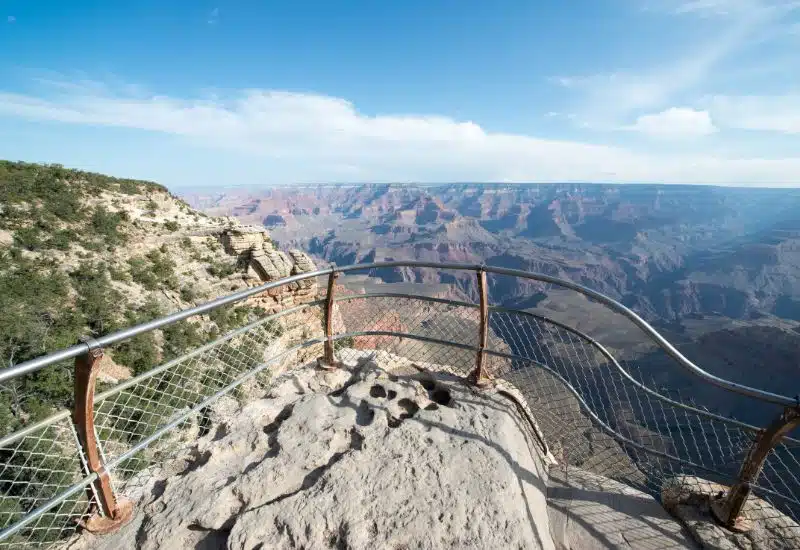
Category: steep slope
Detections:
[{"x1": 0, "y1": 161, "x2": 318, "y2": 432}]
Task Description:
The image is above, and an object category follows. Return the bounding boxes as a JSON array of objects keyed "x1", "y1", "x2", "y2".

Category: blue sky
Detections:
[{"x1": 1, "y1": 0, "x2": 799, "y2": 188}]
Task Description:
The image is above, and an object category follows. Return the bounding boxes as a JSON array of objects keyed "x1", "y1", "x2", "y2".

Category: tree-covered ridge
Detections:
[
  {"x1": 0, "y1": 160, "x2": 168, "y2": 205},
  {"x1": 0, "y1": 161, "x2": 178, "y2": 252},
  {"x1": 0, "y1": 160, "x2": 262, "y2": 431}
]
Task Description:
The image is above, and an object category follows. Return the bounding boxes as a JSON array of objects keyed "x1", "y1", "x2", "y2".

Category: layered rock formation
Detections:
[{"x1": 221, "y1": 227, "x2": 319, "y2": 313}]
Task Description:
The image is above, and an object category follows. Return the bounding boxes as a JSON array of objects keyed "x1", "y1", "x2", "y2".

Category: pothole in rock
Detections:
[
  {"x1": 416, "y1": 376, "x2": 455, "y2": 408},
  {"x1": 419, "y1": 378, "x2": 437, "y2": 392},
  {"x1": 430, "y1": 388, "x2": 452, "y2": 407},
  {"x1": 356, "y1": 400, "x2": 376, "y2": 426},
  {"x1": 386, "y1": 398, "x2": 421, "y2": 428},
  {"x1": 369, "y1": 384, "x2": 387, "y2": 398},
  {"x1": 397, "y1": 398, "x2": 420, "y2": 418}
]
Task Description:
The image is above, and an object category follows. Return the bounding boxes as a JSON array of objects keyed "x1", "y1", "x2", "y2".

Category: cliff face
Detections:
[
  {"x1": 185, "y1": 183, "x2": 800, "y2": 326},
  {"x1": 219, "y1": 228, "x2": 318, "y2": 314},
  {"x1": 0, "y1": 161, "x2": 318, "y2": 429}
]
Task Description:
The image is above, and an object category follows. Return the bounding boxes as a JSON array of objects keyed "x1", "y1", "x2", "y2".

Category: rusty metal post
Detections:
[
  {"x1": 469, "y1": 268, "x2": 490, "y2": 386},
  {"x1": 711, "y1": 405, "x2": 800, "y2": 532},
  {"x1": 73, "y1": 339, "x2": 133, "y2": 534},
  {"x1": 318, "y1": 268, "x2": 340, "y2": 369}
]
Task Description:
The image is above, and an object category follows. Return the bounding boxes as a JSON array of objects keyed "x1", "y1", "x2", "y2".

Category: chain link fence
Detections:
[{"x1": 0, "y1": 263, "x2": 798, "y2": 547}]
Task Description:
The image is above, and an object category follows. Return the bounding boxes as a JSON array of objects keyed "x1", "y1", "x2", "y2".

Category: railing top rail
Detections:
[
  {"x1": 2, "y1": 260, "x2": 797, "y2": 407},
  {"x1": 0, "y1": 267, "x2": 333, "y2": 383}
]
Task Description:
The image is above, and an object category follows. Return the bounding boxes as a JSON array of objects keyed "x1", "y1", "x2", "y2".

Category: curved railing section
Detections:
[{"x1": 0, "y1": 261, "x2": 797, "y2": 548}]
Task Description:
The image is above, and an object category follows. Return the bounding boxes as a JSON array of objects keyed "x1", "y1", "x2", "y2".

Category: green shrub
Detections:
[
  {"x1": 109, "y1": 265, "x2": 131, "y2": 282},
  {"x1": 128, "y1": 257, "x2": 158, "y2": 290},
  {"x1": 206, "y1": 259, "x2": 237, "y2": 278},
  {"x1": 180, "y1": 287, "x2": 196, "y2": 302},
  {"x1": 69, "y1": 263, "x2": 122, "y2": 334},
  {"x1": 113, "y1": 332, "x2": 159, "y2": 376},
  {"x1": 49, "y1": 229, "x2": 78, "y2": 250},
  {"x1": 90, "y1": 206, "x2": 127, "y2": 245},
  {"x1": 145, "y1": 200, "x2": 158, "y2": 216},
  {"x1": 163, "y1": 220, "x2": 180, "y2": 232},
  {"x1": 118, "y1": 180, "x2": 141, "y2": 195},
  {"x1": 146, "y1": 250, "x2": 179, "y2": 289},
  {"x1": 334, "y1": 336, "x2": 355, "y2": 351},
  {"x1": 13, "y1": 226, "x2": 43, "y2": 250},
  {"x1": 208, "y1": 305, "x2": 261, "y2": 334},
  {"x1": 162, "y1": 321, "x2": 203, "y2": 362}
]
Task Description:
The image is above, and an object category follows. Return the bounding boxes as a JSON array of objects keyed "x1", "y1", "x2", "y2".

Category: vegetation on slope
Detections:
[{"x1": 0, "y1": 161, "x2": 258, "y2": 429}]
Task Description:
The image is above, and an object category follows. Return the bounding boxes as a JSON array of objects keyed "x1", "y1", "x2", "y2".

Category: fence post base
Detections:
[
  {"x1": 318, "y1": 269, "x2": 341, "y2": 370},
  {"x1": 710, "y1": 405, "x2": 800, "y2": 532},
  {"x1": 316, "y1": 357, "x2": 342, "y2": 371},
  {"x1": 74, "y1": 338, "x2": 133, "y2": 534},
  {"x1": 468, "y1": 268, "x2": 491, "y2": 387},
  {"x1": 81, "y1": 498, "x2": 134, "y2": 534}
]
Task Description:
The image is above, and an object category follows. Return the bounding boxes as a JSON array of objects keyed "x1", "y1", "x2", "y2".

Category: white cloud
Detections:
[
  {"x1": 709, "y1": 94, "x2": 800, "y2": 133},
  {"x1": 207, "y1": 7, "x2": 219, "y2": 24},
  {"x1": 552, "y1": 20, "x2": 756, "y2": 128},
  {"x1": 626, "y1": 107, "x2": 718, "y2": 138},
  {"x1": 0, "y1": 81, "x2": 798, "y2": 185},
  {"x1": 559, "y1": 0, "x2": 796, "y2": 129},
  {"x1": 7, "y1": 15, "x2": 15, "y2": 23}
]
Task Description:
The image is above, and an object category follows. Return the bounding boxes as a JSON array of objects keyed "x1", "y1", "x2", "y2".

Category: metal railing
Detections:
[{"x1": 0, "y1": 261, "x2": 798, "y2": 547}]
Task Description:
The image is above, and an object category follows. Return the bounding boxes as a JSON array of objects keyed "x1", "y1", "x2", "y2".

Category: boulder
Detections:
[
  {"x1": 250, "y1": 246, "x2": 292, "y2": 281},
  {"x1": 288, "y1": 249, "x2": 316, "y2": 273},
  {"x1": 220, "y1": 228, "x2": 269, "y2": 256}
]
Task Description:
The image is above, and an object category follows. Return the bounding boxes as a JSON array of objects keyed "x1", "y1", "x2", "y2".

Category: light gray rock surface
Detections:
[
  {"x1": 74, "y1": 357, "x2": 556, "y2": 549},
  {"x1": 662, "y1": 475, "x2": 800, "y2": 549},
  {"x1": 547, "y1": 466, "x2": 698, "y2": 549}
]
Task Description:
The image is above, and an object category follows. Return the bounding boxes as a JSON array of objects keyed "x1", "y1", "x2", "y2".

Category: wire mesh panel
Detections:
[
  {"x1": 487, "y1": 307, "x2": 800, "y2": 539},
  {"x1": 335, "y1": 294, "x2": 483, "y2": 375},
  {"x1": 0, "y1": 265, "x2": 798, "y2": 547},
  {"x1": 94, "y1": 303, "x2": 325, "y2": 496},
  {"x1": 0, "y1": 416, "x2": 92, "y2": 549}
]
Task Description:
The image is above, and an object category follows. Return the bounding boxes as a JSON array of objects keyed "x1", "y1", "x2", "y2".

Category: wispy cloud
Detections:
[
  {"x1": 7, "y1": 15, "x2": 15, "y2": 23},
  {"x1": 0, "y1": 79, "x2": 798, "y2": 185},
  {"x1": 651, "y1": 0, "x2": 799, "y2": 16},
  {"x1": 558, "y1": 0, "x2": 797, "y2": 130},
  {"x1": 708, "y1": 94, "x2": 800, "y2": 133},
  {"x1": 207, "y1": 7, "x2": 219, "y2": 25}
]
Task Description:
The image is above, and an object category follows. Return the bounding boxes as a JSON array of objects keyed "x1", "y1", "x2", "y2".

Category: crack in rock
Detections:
[{"x1": 257, "y1": 429, "x2": 364, "y2": 509}]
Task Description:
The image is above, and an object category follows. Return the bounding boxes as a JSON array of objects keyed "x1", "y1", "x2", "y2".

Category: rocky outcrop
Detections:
[
  {"x1": 72, "y1": 354, "x2": 558, "y2": 550},
  {"x1": 221, "y1": 227, "x2": 319, "y2": 314},
  {"x1": 69, "y1": 351, "x2": 706, "y2": 550}
]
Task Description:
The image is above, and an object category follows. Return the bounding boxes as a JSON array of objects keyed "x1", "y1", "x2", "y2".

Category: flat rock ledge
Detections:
[
  {"x1": 548, "y1": 466, "x2": 699, "y2": 549},
  {"x1": 662, "y1": 475, "x2": 800, "y2": 549},
  {"x1": 72, "y1": 355, "x2": 557, "y2": 550}
]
